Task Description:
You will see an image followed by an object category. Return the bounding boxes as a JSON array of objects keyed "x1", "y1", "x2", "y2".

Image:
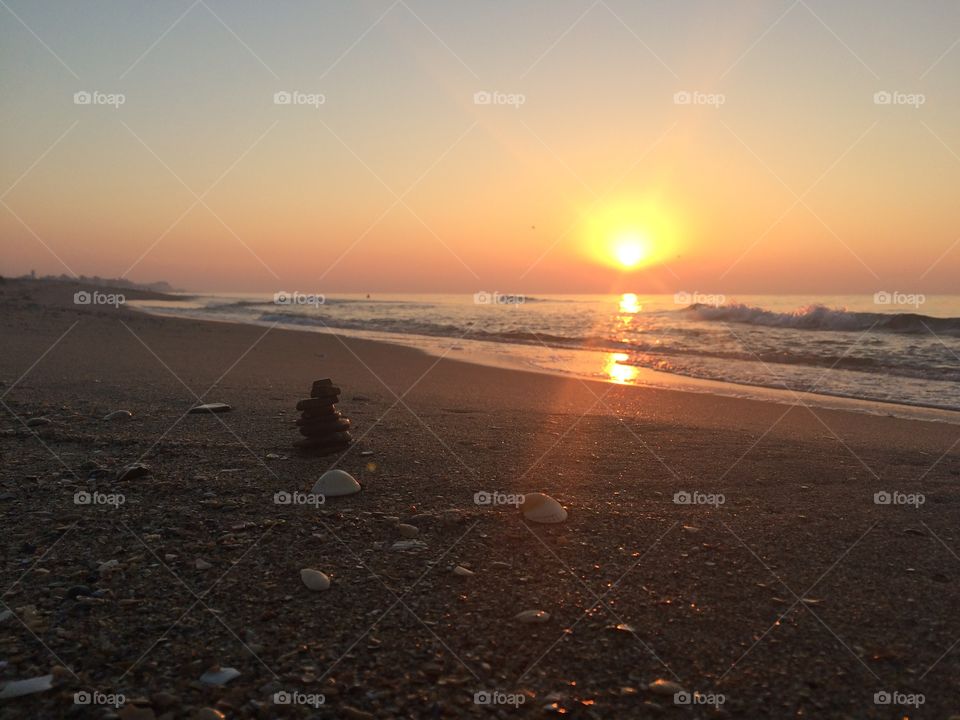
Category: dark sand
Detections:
[{"x1": 1, "y1": 279, "x2": 959, "y2": 719}]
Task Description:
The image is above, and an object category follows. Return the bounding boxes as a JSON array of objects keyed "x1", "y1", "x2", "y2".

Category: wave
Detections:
[{"x1": 684, "y1": 303, "x2": 960, "y2": 336}]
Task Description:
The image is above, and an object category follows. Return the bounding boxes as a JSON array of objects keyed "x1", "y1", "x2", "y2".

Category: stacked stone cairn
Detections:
[{"x1": 293, "y1": 379, "x2": 352, "y2": 454}]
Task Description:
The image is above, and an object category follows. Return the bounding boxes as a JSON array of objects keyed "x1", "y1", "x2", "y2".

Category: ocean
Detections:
[{"x1": 130, "y1": 292, "x2": 960, "y2": 420}]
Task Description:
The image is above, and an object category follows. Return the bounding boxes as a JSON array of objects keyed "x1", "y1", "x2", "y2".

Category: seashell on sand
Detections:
[
  {"x1": 515, "y1": 609, "x2": 550, "y2": 623},
  {"x1": 311, "y1": 469, "x2": 361, "y2": 498},
  {"x1": 520, "y1": 493, "x2": 567, "y2": 524},
  {"x1": 300, "y1": 568, "x2": 331, "y2": 591}
]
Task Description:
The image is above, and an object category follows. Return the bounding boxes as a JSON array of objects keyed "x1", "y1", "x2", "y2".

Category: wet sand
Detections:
[{"x1": 2, "y1": 278, "x2": 959, "y2": 719}]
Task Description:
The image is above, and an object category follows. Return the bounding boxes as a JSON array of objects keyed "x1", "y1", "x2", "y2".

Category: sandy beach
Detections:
[{"x1": 2, "y1": 278, "x2": 959, "y2": 719}]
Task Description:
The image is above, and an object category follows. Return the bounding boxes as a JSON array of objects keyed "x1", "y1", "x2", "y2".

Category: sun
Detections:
[{"x1": 612, "y1": 232, "x2": 652, "y2": 269}]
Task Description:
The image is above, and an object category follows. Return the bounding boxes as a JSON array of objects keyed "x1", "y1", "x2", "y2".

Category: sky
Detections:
[{"x1": 1, "y1": 0, "x2": 959, "y2": 294}]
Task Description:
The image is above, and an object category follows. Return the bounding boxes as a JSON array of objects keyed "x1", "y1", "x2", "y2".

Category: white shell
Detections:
[
  {"x1": 520, "y1": 493, "x2": 567, "y2": 524},
  {"x1": 300, "y1": 568, "x2": 331, "y2": 591},
  {"x1": 398, "y1": 524, "x2": 419, "y2": 538},
  {"x1": 311, "y1": 469, "x2": 361, "y2": 498},
  {"x1": 0, "y1": 674, "x2": 54, "y2": 699},
  {"x1": 514, "y1": 609, "x2": 550, "y2": 623},
  {"x1": 199, "y1": 667, "x2": 240, "y2": 685}
]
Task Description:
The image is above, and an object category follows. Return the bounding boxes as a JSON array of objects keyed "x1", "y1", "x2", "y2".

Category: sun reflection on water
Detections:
[{"x1": 618, "y1": 292, "x2": 641, "y2": 314}]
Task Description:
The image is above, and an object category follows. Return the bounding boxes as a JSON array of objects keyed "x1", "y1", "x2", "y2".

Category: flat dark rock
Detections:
[
  {"x1": 189, "y1": 403, "x2": 232, "y2": 414},
  {"x1": 295, "y1": 410, "x2": 341, "y2": 425},
  {"x1": 293, "y1": 431, "x2": 352, "y2": 451},
  {"x1": 296, "y1": 397, "x2": 340, "y2": 412},
  {"x1": 298, "y1": 418, "x2": 351, "y2": 437},
  {"x1": 311, "y1": 379, "x2": 334, "y2": 397}
]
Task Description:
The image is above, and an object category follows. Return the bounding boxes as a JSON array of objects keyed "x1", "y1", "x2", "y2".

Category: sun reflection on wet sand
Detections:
[{"x1": 605, "y1": 352, "x2": 637, "y2": 384}]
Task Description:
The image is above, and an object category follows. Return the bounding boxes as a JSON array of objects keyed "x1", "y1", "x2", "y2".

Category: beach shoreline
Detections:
[{"x1": 2, "y1": 278, "x2": 960, "y2": 718}]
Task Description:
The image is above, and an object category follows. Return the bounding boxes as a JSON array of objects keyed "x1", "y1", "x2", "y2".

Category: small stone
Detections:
[
  {"x1": 150, "y1": 692, "x2": 180, "y2": 709},
  {"x1": 648, "y1": 679, "x2": 684, "y2": 696},
  {"x1": 199, "y1": 666, "x2": 240, "y2": 685},
  {"x1": 195, "y1": 559, "x2": 213, "y2": 570},
  {"x1": 117, "y1": 706, "x2": 156, "y2": 720},
  {"x1": 26, "y1": 417, "x2": 51, "y2": 427},
  {"x1": 103, "y1": 410, "x2": 133, "y2": 421},
  {"x1": 391, "y1": 540, "x2": 428, "y2": 552},
  {"x1": 195, "y1": 709, "x2": 226, "y2": 720},
  {"x1": 188, "y1": 403, "x2": 231, "y2": 414},
  {"x1": 397, "y1": 524, "x2": 419, "y2": 538},
  {"x1": 297, "y1": 397, "x2": 342, "y2": 413},
  {"x1": 117, "y1": 463, "x2": 150, "y2": 481},
  {"x1": 300, "y1": 568, "x2": 331, "y2": 591},
  {"x1": 515, "y1": 609, "x2": 550, "y2": 623},
  {"x1": 452, "y1": 565, "x2": 474, "y2": 577},
  {"x1": 66, "y1": 585, "x2": 94, "y2": 600},
  {"x1": 0, "y1": 674, "x2": 54, "y2": 699}
]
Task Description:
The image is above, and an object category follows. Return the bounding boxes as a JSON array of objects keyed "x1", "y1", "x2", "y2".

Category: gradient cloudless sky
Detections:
[{"x1": 2, "y1": 0, "x2": 959, "y2": 294}]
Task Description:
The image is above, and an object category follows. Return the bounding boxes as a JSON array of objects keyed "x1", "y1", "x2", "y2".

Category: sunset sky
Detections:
[{"x1": 2, "y1": 0, "x2": 959, "y2": 293}]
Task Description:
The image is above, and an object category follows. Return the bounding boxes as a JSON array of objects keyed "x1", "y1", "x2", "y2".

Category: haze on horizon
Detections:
[{"x1": 2, "y1": 0, "x2": 959, "y2": 295}]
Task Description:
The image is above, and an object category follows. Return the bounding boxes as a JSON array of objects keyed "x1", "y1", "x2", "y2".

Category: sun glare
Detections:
[
  {"x1": 613, "y1": 233, "x2": 651, "y2": 269},
  {"x1": 582, "y1": 198, "x2": 680, "y2": 271}
]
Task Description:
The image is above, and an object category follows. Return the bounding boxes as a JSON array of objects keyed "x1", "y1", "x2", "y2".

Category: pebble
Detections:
[
  {"x1": 520, "y1": 493, "x2": 568, "y2": 524},
  {"x1": 188, "y1": 403, "x2": 231, "y2": 414},
  {"x1": 195, "y1": 709, "x2": 226, "y2": 720},
  {"x1": 311, "y1": 469, "x2": 361, "y2": 497},
  {"x1": 117, "y1": 706, "x2": 156, "y2": 720},
  {"x1": 515, "y1": 610, "x2": 550, "y2": 623},
  {"x1": 397, "y1": 524, "x2": 419, "y2": 538},
  {"x1": 103, "y1": 410, "x2": 133, "y2": 421},
  {"x1": 452, "y1": 565, "x2": 474, "y2": 577},
  {"x1": 392, "y1": 540, "x2": 428, "y2": 552},
  {"x1": 195, "y1": 559, "x2": 213, "y2": 570},
  {"x1": 0, "y1": 674, "x2": 54, "y2": 699},
  {"x1": 66, "y1": 585, "x2": 94, "y2": 600},
  {"x1": 25, "y1": 417, "x2": 51, "y2": 427},
  {"x1": 199, "y1": 667, "x2": 240, "y2": 685},
  {"x1": 117, "y1": 463, "x2": 150, "y2": 481},
  {"x1": 648, "y1": 678, "x2": 685, "y2": 696},
  {"x1": 300, "y1": 568, "x2": 331, "y2": 591}
]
